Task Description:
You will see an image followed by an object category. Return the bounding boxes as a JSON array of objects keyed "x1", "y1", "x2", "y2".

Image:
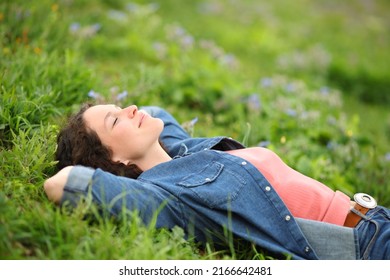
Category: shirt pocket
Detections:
[{"x1": 177, "y1": 161, "x2": 246, "y2": 208}]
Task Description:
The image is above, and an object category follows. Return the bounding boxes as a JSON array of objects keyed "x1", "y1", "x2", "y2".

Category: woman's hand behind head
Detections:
[{"x1": 44, "y1": 166, "x2": 74, "y2": 204}]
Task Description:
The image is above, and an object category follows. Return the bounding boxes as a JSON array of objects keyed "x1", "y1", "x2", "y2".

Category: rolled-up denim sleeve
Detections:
[{"x1": 60, "y1": 166, "x2": 95, "y2": 207}]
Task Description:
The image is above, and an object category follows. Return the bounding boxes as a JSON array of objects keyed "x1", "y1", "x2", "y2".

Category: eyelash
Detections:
[{"x1": 112, "y1": 118, "x2": 118, "y2": 127}]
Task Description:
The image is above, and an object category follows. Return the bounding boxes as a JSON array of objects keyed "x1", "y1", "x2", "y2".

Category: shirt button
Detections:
[
  {"x1": 241, "y1": 161, "x2": 247, "y2": 166},
  {"x1": 305, "y1": 246, "x2": 311, "y2": 253},
  {"x1": 205, "y1": 178, "x2": 211, "y2": 182},
  {"x1": 203, "y1": 148, "x2": 208, "y2": 150},
  {"x1": 285, "y1": 215, "x2": 291, "y2": 221},
  {"x1": 265, "y1": 186, "x2": 271, "y2": 191}
]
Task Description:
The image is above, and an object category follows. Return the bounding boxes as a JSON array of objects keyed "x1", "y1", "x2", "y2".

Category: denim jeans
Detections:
[
  {"x1": 295, "y1": 218, "x2": 357, "y2": 259},
  {"x1": 356, "y1": 206, "x2": 390, "y2": 259}
]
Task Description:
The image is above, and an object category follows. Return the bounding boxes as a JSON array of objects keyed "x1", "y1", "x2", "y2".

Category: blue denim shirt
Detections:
[{"x1": 61, "y1": 106, "x2": 357, "y2": 260}]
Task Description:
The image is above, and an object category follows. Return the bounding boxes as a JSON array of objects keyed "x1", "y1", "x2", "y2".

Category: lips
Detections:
[{"x1": 138, "y1": 113, "x2": 145, "y2": 128}]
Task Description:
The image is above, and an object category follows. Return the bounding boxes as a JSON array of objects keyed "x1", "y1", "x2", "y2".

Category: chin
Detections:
[{"x1": 157, "y1": 118, "x2": 164, "y2": 130}]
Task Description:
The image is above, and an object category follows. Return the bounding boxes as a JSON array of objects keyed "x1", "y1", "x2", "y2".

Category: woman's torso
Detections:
[{"x1": 226, "y1": 147, "x2": 350, "y2": 225}]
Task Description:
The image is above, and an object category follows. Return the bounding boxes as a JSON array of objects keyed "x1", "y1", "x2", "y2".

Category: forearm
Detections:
[
  {"x1": 44, "y1": 165, "x2": 94, "y2": 205},
  {"x1": 44, "y1": 166, "x2": 74, "y2": 204}
]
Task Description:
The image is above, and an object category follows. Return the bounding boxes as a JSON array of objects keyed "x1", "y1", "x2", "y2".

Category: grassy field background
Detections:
[{"x1": 1, "y1": 0, "x2": 389, "y2": 259}]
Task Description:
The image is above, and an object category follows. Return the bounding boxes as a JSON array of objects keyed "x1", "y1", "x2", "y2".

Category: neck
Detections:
[{"x1": 135, "y1": 142, "x2": 172, "y2": 172}]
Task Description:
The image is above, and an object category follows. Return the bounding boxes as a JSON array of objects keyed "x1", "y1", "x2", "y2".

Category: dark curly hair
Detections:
[{"x1": 55, "y1": 103, "x2": 142, "y2": 178}]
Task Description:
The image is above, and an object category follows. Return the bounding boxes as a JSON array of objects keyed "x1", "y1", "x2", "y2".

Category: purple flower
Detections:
[
  {"x1": 126, "y1": 3, "x2": 139, "y2": 12},
  {"x1": 285, "y1": 108, "x2": 297, "y2": 117},
  {"x1": 190, "y1": 117, "x2": 198, "y2": 126},
  {"x1": 181, "y1": 35, "x2": 194, "y2": 48},
  {"x1": 260, "y1": 77, "x2": 272, "y2": 88},
  {"x1": 220, "y1": 54, "x2": 237, "y2": 67},
  {"x1": 285, "y1": 83, "x2": 295, "y2": 92},
  {"x1": 91, "y1": 23, "x2": 102, "y2": 33},
  {"x1": 181, "y1": 117, "x2": 198, "y2": 136},
  {"x1": 258, "y1": 141, "x2": 271, "y2": 147},
  {"x1": 246, "y1": 94, "x2": 261, "y2": 112},
  {"x1": 69, "y1": 22, "x2": 80, "y2": 33},
  {"x1": 320, "y1": 86, "x2": 330, "y2": 96},
  {"x1": 116, "y1": 90, "x2": 128, "y2": 101},
  {"x1": 108, "y1": 10, "x2": 127, "y2": 21},
  {"x1": 88, "y1": 90, "x2": 100, "y2": 99},
  {"x1": 172, "y1": 26, "x2": 186, "y2": 37},
  {"x1": 327, "y1": 141, "x2": 336, "y2": 150},
  {"x1": 385, "y1": 152, "x2": 390, "y2": 161}
]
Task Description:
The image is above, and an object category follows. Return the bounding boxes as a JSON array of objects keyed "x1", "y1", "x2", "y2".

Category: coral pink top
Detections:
[{"x1": 226, "y1": 147, "x2": 350, "y2": 225}]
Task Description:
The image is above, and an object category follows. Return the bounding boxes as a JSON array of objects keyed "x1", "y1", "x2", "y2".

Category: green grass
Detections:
[{"x1": 1, "y1": 0, "x2": 389, "y2": 260}]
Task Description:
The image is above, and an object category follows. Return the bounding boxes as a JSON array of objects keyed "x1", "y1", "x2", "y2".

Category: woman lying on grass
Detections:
[{"x1": 44, "y1": 104, "x2": 390, "y2": 260}]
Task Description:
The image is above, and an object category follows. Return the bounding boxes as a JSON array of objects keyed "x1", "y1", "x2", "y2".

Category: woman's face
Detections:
[{"x1": 83, "y1": 104, "x2": 164, "y2": 164}]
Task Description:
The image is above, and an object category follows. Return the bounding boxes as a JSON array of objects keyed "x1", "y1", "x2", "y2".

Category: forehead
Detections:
[
  {"x1": 85, "y1": 104, "x2": 118, "y2": 117},
  {"x1": 83, "y1": 104, "x2": 117, "y2": 128},
  {"x1": 86, "y1": 104, "x2": 114, "y2": 115}
]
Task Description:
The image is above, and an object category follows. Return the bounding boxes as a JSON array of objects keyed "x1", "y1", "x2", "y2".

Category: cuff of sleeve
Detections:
[{"x1": 60, "y1": 166, "x2": 95, "y2": 207}]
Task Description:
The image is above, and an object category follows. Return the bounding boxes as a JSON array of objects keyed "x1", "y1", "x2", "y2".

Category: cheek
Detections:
[
  {"x1": 109, "y1": 126, "x2": 131, "y2": 146},
  {"x1": 115, "y1": 122, "x2": 133, "y2": 136}
]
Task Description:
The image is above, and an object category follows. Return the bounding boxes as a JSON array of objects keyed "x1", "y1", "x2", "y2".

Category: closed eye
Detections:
[{"x1": 112, "y1": 117, "x2": 118, "y2": 128}]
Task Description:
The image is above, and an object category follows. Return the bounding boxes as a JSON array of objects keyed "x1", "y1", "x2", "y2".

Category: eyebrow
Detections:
[{"x1": 104, "y1": 112, "x2": 113, "y2": 130}]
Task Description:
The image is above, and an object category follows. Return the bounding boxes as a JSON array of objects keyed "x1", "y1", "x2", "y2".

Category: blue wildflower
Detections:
[
  {"x1": 385, "y1": 152, "x2": 390, "y2": 161},
  {"x1": 285, "y1": 83, "x2": 295, "y2": 92},
  {"x1": 181, "y1": 35, "x2": 194, "y2": 48},
  {"x1": 260, "y1": 77, "x2": 272, "y2": 88},
  {"x1": 181, "y1": 117, "x2": 198, "y2": 136},
  {"x1": 108, "y1": 10, "x2": 127, "y2": 21},
  {"x1": 88, "y1": 90, "x2": 100, "y2": 99},
  {"x1": 320, "y1": 86, "x2": 330, "y2": 96},
  {"x1": 172, "y1": 26, "x2": 186, "y2": 37},
  {"x1": 116, "y1": 90, "x2": 128, "y2": 101},
  {"x1": 220, "y1": 54, "x2": 237, "y2": 67},
  {"x1": 326, "y1": 141, "x2": 336, "y2": 150},
  {"x1": 247, "y1": 94, "x2": 261, "y2": 112},
  {"x1": 190, "y1": 117, "x2": 198, "y2": 126},
  {"x1": 126, "y1": 3, "x2": 139, "y2": 12},
  {"x1": 91, "y1": 23, "x2": 102, "y2": 33},
  {"x1": 258, "y1": 140, "x2": 271, "y2": 147},
  {"x1": 285, "y1": 108, "x2": 297, "y2": 117},
  {"x1": 69, "y1": 22, "x2": 80, "y2": 33},
  {"x1": 152, "y1": 42, "x2": 167, "y2": 58}
]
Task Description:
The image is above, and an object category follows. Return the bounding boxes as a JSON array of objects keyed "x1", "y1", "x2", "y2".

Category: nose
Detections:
[{"x1": 123, "y1": 105, "x2": 138, "y2": 118}]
